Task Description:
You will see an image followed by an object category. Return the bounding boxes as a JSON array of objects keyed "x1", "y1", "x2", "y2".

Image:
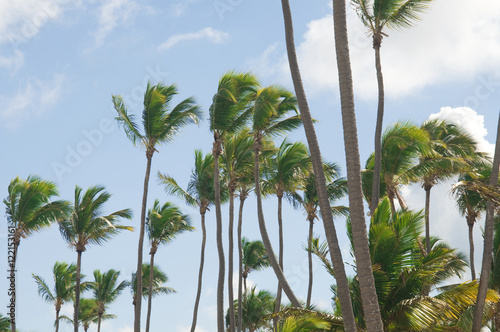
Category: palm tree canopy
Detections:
[
  {"x1": 242, "y1": 237, "x2": 271, "y2": 274},
  {"x1": 89, "y1": 269, "x2": 128, "y2": 312},
  {"x1": 228, "y1": 286, "x2": 275, "y2": 332},
  {"x1": 113, "y1": 81, "x2": 202, "y2": 152},
  {"x1": 129, "y1": 263, "x2": 176, "y2": 299},
  {"x1": 4, "y1": 175, "x2": 70, "y2": 238},
  {"x1": 58, "y1": 186, "x2": 133, "y2": 251},
  {"x1": 221, "y1": 129, "x2": 255, "y2": 189},
  {"x1": 146, "y1": 199, "x2": 193, "y2": 250},
  {"x1": 32, "y1": 261, "x2": 78, "y2": 307}
]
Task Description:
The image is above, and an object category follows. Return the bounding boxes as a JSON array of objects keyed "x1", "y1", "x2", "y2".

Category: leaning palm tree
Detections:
[
  {"x1": 250, "y1": 84, "x2": 303, "y2": 308},
  {"x1": 289, "y1": 161, "x2": 348, "y2": 307},
  {"x1": 209, "y1": 71, "x2": 259, "y2": 332},
  {"x1": 58, "y1": 185, "x2": 133, "y2": 332},
  {"x1": 4, "y1": 175, "x2": 69, "y2": 332},
  {"x1": 159, "y1": 150, "x2": 220, "y2": 332},
  {"x1": 351, "y1": 0, "x2": 433, "y2": 215},
  {"x1": 32, "y1": 262, "x2": 78, "y2": 332},
  {"x1": 113, "y1": 81, "x2": 201, "y2": 332},
  {"x1": 146, "y1": 200, "x2": 192, "y2": 332},
  {"x1": 241, "y1": 237, "x2": 271, "y2": 291},
  {"x1": 89, "y1": 269, "x2": 127, "y2": 332}
]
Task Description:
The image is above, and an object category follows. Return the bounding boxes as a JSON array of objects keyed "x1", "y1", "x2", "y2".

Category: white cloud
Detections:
[
  {"x1": 0, "y1": 49, "x2": 24, "y2": 70},
  {"x1": 170, "y1": 0, "x2": 199, "y2": 17},
  {"x1": 251, "y1": 0, "x2": 500, "y2": 99},
  {"x1": 429, "y1": 106, "x2": 495, "y2": 157},
  {"x1": 158, "y1": 27, "x2": 229, "y2": 51},
  {"x1": 0, "y1": 74, "x2": 66, "y2": 129}
]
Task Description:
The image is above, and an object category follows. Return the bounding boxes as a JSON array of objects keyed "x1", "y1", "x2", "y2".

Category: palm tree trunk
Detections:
[
  {"x1": 56, "y1": 309, "x2": 60, "y2": 332},
  {"x1": 97, "y1": 314, "x2": 102, "y2": 332},
  {"x1": 74, "y1": 250, "x2": 83, "y2": 332},
  {"x1": 395, "y1": 189, "x2": 408, "y2": 210},
  {"x1": 472, "y1": 114, "x2": 500, "y2": 331},
  {"x1": 280, "y1": 0, "x2": 358, "y2": 329},
  {"x1": 243, "y1": 275, "x2": 247, "y2": 292},
  {"x1": 9, "y1": 239, "x2": 19, "y2": 332},
  {"x1": 228, "y1": 187, "x2": 236, "y2": 332},
  {"x1": 145, "y1": 252, "x2": 156, "y2": 332},
  {"x1": 213, "y1": 137, "x2": 225, "y2": 332},
  {"x1": 273, "y1": 195, "x2": 284, "y2": 331},
  {"x1": 190, "y1": 211, "x2": 207, "y2": 332},
  {"x1": 237, "y1": 193, "x2": 247, "y2": 332},
  {"x1": 331, "y1": 0, "x2": 384, "y2": 329},
  {"x1": 468, "y1": 219, "x2": 476, "y2": 280},
  {"x1": 253, "y1": 135, "x2": 301, "y2": 308},
  {"x1": 135, "y1": 153, "x2": 153, "y2": 332},
  {"x1": 306, "y1": 218, "x2": 314, "y2": 308},
  {"x1": 370, "y1": 41, "x2": 384, "y2": 216},
  {"x1": 424, "y1": 185, "x2": 431, "y2": 254}
]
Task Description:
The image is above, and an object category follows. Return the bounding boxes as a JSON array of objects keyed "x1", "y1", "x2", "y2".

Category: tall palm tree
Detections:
[
  {"x1": 4, "y1": 175, "x2": 69, "y2": 332},
  {"x1": 241, "y1": 237, "x2": 271, "y2": 291},
  {"x1": 262, "y1": 139, "x2": 310, "y2": 324},
  {"x1": 289, "y1": 161, "x2": 348, "y2": 307},
  {"x1": 351, "y1": 0, "x2": 433, "y2": 215},
  {"x1": 221, "y1": 129, "x2": 255, "y2": 332},
  {"x1": 32, "y1": 262, "x2": 78, "y2": 332},
  {"x1": 89, "y1": 269, "x2": 127, "y2": 332},
  {"x1": 159, "y1": 150, "x2": 220, "y2": 332},
  {"x1": 228, "y1": 286, "x2": 275, "y2": 332},
  {"x1": 209, "y1": 71, "x2": 259, "y2": 332},
  {"x1": 129, "y1": 263, "x2": 176, "y2": 304},
  {"x1": 113, "y1": 81, "x2": 201, "y2": 332},
  {"x1": 58, "y1": 185, "x2": 132, "y2": 332},
  {"x1": 279, "y1": 0, "x2": 368, "y2": 329},
  {"x1": 146, "y1": 200, "x2": 192, "y2": 332},
  {"x1": 250, "y1": 84, "x2": 303, "y2": 308}
]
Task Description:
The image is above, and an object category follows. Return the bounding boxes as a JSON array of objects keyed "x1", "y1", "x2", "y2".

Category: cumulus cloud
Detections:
[
  {"x1": 158, "y1": 27, "x2": 229, "y2": 51},
  {"x1": 0, "y1": 74, "x2": 66, "y2": 130},
  {"x1": 251, "y1": 0, "x2": 500, "y2": 99}
]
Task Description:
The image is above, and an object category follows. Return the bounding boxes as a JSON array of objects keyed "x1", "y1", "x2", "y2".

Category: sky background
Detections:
[{"x1": 0, "y1": 0, "x2": 499, "y2": 331}]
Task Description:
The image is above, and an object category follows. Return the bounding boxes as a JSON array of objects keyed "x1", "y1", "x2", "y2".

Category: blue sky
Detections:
[{"x1": 1, "y1": 0, "x2": 499, "y2": 331}]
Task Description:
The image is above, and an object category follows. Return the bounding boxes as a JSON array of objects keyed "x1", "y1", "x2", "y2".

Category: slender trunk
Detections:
[
  {"x1": 280, "y1": 0, "x2": 358, "y2": 329},
  {"x1": 145, "y1": 251, "x2": 156, "y2": 332},
  {"x1": 237, "y1": 193, "x2": 247, "y2": 332},
  {"x1": 306, "y1": 217, "x2": 314, "y2": 308},
  {"x1": 10, "y1": 239, "x2": 19, "y2": 332},
  {"x1": 213, "y1": 137, "x2": 225, "y2": 332},
  {"x1": 370, "y1": 41, "x2": 384, "y2": 216},
  {"x1": 253, "y1": 135, "x2": 301, "y2": 307},
  {"x1": 97, "y1": 314, "x2": 102, "y2": 332},
  {"x1": 331, "y1": 0, "x2": 384, "y2": 329},
  {"x1": 190, "y1": 210, "x2": 207, "y2": 332},
  {"x1": 228, "y1": 187, "x2": 236, "y2": 332},
  {"x1": 468, "y1": 219, "x2": 476, "y2": 280},
  {"x1": 273, "y1": 194, "x2": 284, "y2": 331},
  {"x1": 74, "y1": 250, "x2": 83, "y2": 332},
  {"x1": 135, "y1": 153, "x2": 153, "y2": 332},
  {"x1": 395, "y1": 188, "x2": 408, "y2": 211},
  {"x1": 387, "y1": 187, "x2": 396, "y2": 215},
  {"x1": 472, "y1": 113, "x2": 500, "y2": 332},
  {"x1": 424, "y1": 185, "x2": 431, "y2": 254},
  {"x1": 243, "y1": 275, "x2": 247, "y2": 292},
  {"x1": 55, "y1": 309, "x2": 60, "y2": 332}
]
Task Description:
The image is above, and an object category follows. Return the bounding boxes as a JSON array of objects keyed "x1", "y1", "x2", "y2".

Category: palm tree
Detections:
[
  {"x1": 58, "y1": 185, "x2": 132, "y2": 332},
  {"x1": 88, "y1": 269, "x2": 127, "y2": 332},
  {"x1": 262, "y1": 139, "x2": 310, "y2": 325},
  {"x1": 113, "y1": 81, "x2": 201, "y2": 332},
  {"x1": 279, "y1": 0, "x2": 368, "y2": 329},
  {"x1": 77, "y1": 299, "x2": 101, "y2": 332},
  {"x1": 209, "y1": 71, "x2": 259, "y2": 332},
  {"x1": 228, "y1": 286, "x2": 275, "y2": 332},
  {"x1": 4, "y1": 175, "x2": 69, "y2": 332},
  {"x1": 417, "y1": 119, "x2": 483, "y2": 253},
  {"x1": 351, "y1": 0, "x2": 432, "y2": 215},
  {"x1": 485, "y1": 216, "x2": 500, "y2": 331},
  {"x1": 241, "y1": 237, "x2": 271, "y2": 291},
  {"x1": 129, "y1": 263, "x2": 176, "y2": 303},
  {"x1": 32, "y1": 262, "x2": 78, "y2": 332},
  {"x1": 250, "y1": 84, "x2": 303, "y2": 308},
  {"x1": 146, "y1": 200, "x2": 192, "y2": 332},
  {"x1": 159, "y1": 150, "x2": 219, "y2": 332},
  {"x1": 0, "y1": 315, "x2": 9, "y2": 332},
  {"x1": 289, "y1": 161, "x2": 348, "y2": 307}
]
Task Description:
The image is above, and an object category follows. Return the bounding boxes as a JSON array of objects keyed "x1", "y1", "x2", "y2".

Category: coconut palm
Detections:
[
  {"x1": 59, "y1": 298, "x2": 115, "y2": 332},
  {"x1": 241, "y1": 237, "x2": 271, "y2": 291},
  {"x1": 289, "y1": 161, "x2": 348, "y2": 307},
  {"x1": 88, "y1": 269, "x2": 127, "y2": 332},
  {"x1": 129, "y1": 263, "x2": 176, "y2": 303},
  {"x1": 32, "y1": 262, "x2": 78, "y2": 332},
  {"x1": 146, "y1": 200, "x2": 192, "y2": 332},
  {"x1": 280, "y1": 0, "x2": 373, "y2": 329},
  {"x1": 159, "y1": 150, "x2": 220, "y2": 332},
  {"x1": 4, "y1": 175, "x2": 69, "y2": 332},
  {"x1": 0, "y1": 315, "x2": 9, "y2": 332},
  {"x1": 350, "y1": 0, "x2": 432, "y2": 215},
  {"x1": 209, "y1": 71, "x2": 259, "y2": 332},
  {"x1": 113, "y1": 81, "x2": 201, "y2": 332},
  {"x1": 249, "y1": 84, "x2": 303, "y2": 308},
  {"x1": 228, "y1": 286, "x2": 275, "y2": 332},
  {"x1": 58, "y1": 185, "x2": 132, "y2": 332}
]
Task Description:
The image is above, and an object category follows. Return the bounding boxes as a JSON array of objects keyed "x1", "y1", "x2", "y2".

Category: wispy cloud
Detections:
[
  {"x1": 158, "y1": 27, "x2": 229, "y2": 51},
  {"x1": 170, "y1": 0, "x2": 199, "y2": 17},
  {"x1": 0, "y1": 74, "x2": 66, "y2": 130}
]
